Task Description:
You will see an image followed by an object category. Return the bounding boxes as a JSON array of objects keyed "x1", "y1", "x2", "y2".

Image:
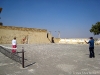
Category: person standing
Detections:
[
  {"x1": 85, "y1": 37, "x2": 95, "y2": 58},
  {"x1": 12, "y1": 37, "x2": 17, "y2": 53}
]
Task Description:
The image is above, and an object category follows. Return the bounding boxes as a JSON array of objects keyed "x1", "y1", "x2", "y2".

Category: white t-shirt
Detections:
[{"x1": 12, "y1": 39, "x2": 17, "y2": 45}]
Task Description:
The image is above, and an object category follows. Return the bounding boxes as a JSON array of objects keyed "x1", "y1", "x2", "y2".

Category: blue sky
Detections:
[{"x1": 0, "y1": 0, "x2": 100, "y2": 38}]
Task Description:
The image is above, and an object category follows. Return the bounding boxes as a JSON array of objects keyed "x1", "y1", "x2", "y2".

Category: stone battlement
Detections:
[{"x1": 0, "y1": 25, "x2": 47, "y2": 32}]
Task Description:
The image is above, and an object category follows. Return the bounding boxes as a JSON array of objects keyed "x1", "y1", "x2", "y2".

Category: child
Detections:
[{"x1": 12, "y1": 37, "x2": 17, "y2": 53}]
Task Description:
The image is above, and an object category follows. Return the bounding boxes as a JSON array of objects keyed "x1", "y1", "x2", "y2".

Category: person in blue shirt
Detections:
[{"x1": 85, "y1": 37, "x2": 95, "y2": 58}]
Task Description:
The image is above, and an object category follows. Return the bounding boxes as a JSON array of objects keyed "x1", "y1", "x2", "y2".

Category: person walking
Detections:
[
  {"x1": 12, "y1": 37, "x2": 17, "y2": 53},
  {"x1": 85, "y1": 37, "x2": 95, "y2": 58}
]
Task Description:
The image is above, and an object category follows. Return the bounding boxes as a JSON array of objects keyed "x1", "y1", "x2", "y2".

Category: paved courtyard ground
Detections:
[{"x1": 0, "y1": 44, "x2": 100, "y2": 75}]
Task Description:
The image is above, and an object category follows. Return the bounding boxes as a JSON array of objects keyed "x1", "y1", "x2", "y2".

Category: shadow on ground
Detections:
[{"x1": 25, "y1": 62, "x2": 36, "y2": 68}]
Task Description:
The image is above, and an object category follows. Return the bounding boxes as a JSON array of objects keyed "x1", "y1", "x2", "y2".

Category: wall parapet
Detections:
[{"x1": 0, "y1": 26, "x2": 47, "y2": 32}]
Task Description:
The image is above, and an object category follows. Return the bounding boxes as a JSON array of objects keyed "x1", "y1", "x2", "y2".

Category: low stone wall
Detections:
[
  {"x1": 54, "y1": 38, "x2": 60, "y2": 43},
  {"x1": 59, "y1": 38, "x2": 100, "y2": 45},
  {"x1": 95, "y1": 38, "x2": 100, "y2": 45}
]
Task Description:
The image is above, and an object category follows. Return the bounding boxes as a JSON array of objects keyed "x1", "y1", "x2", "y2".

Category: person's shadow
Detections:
[{"x1": 52, "y1": 37, "x2": 55, "y2": 43}]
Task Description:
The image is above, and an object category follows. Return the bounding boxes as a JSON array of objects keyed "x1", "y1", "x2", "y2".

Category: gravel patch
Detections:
[{"x1": 0, "y1": 44, "x2": 100, "y2": 75}]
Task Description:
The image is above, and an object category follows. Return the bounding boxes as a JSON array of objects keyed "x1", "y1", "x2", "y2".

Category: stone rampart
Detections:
[
  {"x1": 1, "y1": 25, "x2": 99, "y2": 45},
  {"x1": 0, "y1": 26, "x2": 51, "y2": 44}
]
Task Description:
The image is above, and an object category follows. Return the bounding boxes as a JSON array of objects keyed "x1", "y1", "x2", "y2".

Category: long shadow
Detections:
[
  {"x1": 98, "y1": 54, "x2": 100, "y2": 55},
  {"x1": 25, "y1": 62, "x2": 36, "y2": 68},
  {"x1": 16, "y1": 51, "x2": 36, "y2": 67},
  {"x1": 0, "y1": 47, "x2": 22, "y2": 64}
]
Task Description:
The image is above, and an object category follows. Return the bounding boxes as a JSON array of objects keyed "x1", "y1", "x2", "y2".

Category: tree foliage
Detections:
[{"x1": 90, "y1": 22, "x2": 100, "y2": 35}]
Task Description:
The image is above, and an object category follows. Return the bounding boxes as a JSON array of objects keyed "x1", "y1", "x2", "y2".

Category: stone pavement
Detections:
[{"x1": 0, "y1": 44, "x2": 100, "y2": 75}]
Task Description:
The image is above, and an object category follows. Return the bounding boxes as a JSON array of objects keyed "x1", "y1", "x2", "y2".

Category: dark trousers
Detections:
[{"x1": 89, "y1": 47, "x2": 95, "y2": 58}]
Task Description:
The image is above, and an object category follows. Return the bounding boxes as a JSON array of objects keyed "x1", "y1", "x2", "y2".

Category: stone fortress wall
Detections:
[
  {"x1": 0, "y1": 25, "x2": 100, "y2": 45},
  {"x1": 0, "y1": 25, "x2": 53, "y2": 44}
]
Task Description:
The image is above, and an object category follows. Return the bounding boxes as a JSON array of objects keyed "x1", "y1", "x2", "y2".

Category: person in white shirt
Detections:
[{"x1": 12, "y1": 37, "x2": 17, "y2": 53}]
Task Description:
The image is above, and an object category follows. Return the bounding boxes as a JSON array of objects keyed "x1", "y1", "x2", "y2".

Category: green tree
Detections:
[{"x1": 90, "y1": 22, "x2": 100, "y2": 35}]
